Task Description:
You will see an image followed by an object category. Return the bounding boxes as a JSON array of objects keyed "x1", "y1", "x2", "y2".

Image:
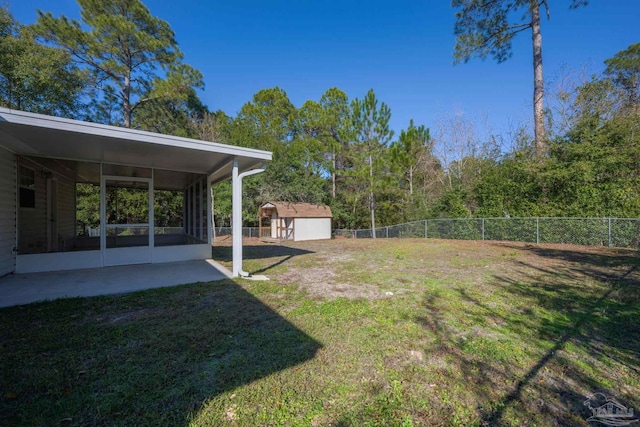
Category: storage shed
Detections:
[{"x1": 258, "y1": 202, "x2": 332, "y2": 241}]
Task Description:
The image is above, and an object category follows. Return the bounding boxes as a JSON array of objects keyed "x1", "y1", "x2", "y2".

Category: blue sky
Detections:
[{"x1": 9, "y1": 0, "x2": 640, "y2": 140}]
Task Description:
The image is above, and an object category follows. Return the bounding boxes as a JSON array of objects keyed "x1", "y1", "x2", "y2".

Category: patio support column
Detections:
[
  {"x1": 99, "y1": 163, "x2": 105, "y2": 266},
  {"x1": 232, "y1": 160, "x2": 241, "y2": 277},
  {"x1": 149, "y1": 168, "x2": 155, "y2": 259},
  {"x1": 231, "y1": 159, "x2": 266, "y2": 277},
  {"x1": 207, "y1": 177, "x2": 212, "y2": 245}
]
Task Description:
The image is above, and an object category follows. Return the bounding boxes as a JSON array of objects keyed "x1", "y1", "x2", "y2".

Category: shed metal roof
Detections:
[{"x1": 259, "y1": 202, "x2": 333, "y2": 218}]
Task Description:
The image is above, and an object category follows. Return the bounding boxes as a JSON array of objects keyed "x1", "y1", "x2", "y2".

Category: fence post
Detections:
[
  {"x1": 425, "y1": 220, "x2": 428, "y2": 239},
  {"x1": 536, "y1": 217, "x2": 540, "y2": 245},
  {"x1": 482, "y1": 218, "x2": 485, "y2": 241},
  {"x1": 608, "y1": 218, "x2": 612, "y2": 247},
  {"x1": 386, "y1": 226, "x2": 389, "y2": 238}
]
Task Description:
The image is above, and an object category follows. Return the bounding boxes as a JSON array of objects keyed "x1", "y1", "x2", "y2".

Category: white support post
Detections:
[
  {"x1": 232, "y1": 160, "x2": 242, "y2": 277},
  {"x1": 13, "y1": 155, "x2": 18, "y2": 258},
  {"x1": 99, "y1": 163, "x2": 105, "y2": 266},
  {"x1": 183, "y1": 189, "x2": 188, "y2": 237},
  {"x1": 232, "y1": 159, "x2": 267, "y2": 277},
  {"x1": 198, "y1": 179, "x2": 203, "y2": 241},
  {"x1": 207, "y1": 177, "x2": 212, "y2": 245},
  {"x1": 149, "y1": 168, "x2": 154, "y2": 258},
  {"x1": 191, "y1": 183, "x2": 196, "y2": 238}
]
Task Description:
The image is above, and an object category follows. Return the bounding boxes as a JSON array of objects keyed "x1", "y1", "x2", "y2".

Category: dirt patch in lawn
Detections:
[{"x1": 276, "y1": 267, "x2": 388, "y2": 300}]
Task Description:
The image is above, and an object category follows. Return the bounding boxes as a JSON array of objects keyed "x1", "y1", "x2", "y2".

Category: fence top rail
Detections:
[
  {"x1": 332, "y1": 217, "x2": 640, "y2": 238},
  {"x1": 334, "y1": 217, "x2": 639, "y2": 231},
  {"x1": 424, "y1": 217, "x2": 630, "y2": 221}
]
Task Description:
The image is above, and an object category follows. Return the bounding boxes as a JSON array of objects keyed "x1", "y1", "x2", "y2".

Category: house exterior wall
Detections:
[
  {"x1": 0, "y1": 146, "x2": 16, "y2": 276},
  {"x1": 293, "y1": 217, "x2": 331, "y2": 241},
  {"x1": 18, "y1": 157, "x2": 75, "y2": 254},
  {"x1": 18, "y1": 158, "x2": 46, "y2": 254}
]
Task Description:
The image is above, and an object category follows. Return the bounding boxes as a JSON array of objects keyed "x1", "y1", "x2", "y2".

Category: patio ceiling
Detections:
[{"x1": 0, "y1": 108, "x2": 271, "y2": 183}]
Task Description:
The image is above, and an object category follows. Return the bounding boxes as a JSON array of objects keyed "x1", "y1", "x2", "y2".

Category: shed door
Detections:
[{"x1": 284, "y1": 217, "x2": 294, "y2": 240}]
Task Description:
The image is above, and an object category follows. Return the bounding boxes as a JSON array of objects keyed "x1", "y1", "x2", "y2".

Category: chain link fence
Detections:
[
  {"x1": 334, "y1": 218, "x2": 640, "y2": 249},
  {"x1": 213, "y1": 226, "x2": 259, "y2": 239}
]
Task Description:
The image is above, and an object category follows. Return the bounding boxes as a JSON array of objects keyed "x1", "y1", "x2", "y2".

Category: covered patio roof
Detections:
[
  {"x1": 0, "y1": 107, "x2": 272, "y2": 278},
  {"x1": 0, "y1": 108, "x2": 271, "y2": 181}
]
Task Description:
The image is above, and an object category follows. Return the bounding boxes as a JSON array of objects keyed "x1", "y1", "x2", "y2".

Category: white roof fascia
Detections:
[{"x1": 0, "y1": 107, "x2": 272, "y2": 161}]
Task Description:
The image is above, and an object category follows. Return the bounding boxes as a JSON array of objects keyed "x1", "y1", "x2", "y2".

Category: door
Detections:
[
  {"x1": 46, "y1": 178, "x2": 58, "y2": 252},
  {"x1": 101, "y1": 176, "x2": 153, "y2": 266},
  {"x1": 284, "y1": 217, "x2": 294, "y2": 240}
]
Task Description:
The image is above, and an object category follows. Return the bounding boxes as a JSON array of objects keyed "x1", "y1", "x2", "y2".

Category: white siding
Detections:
[
  {"x1": 18, "y1": 158, "x2": 47, "y2": 253},
  {"x1": 0, "y1": 147, "x2": 16, "y2": 276},
  {"x1": 293, "y1": 218, "x2": 332, "y2": 241},
  {"x1": 18, "y1": 157, "x2": 76, "y2": 253}
]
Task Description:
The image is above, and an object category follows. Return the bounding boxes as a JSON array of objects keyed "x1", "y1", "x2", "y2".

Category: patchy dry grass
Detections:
[{"x1": 2, "y1": 238, "x2": 639, "y2": 426}]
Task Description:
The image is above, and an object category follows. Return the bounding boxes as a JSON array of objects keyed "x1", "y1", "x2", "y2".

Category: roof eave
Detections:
[{"x1": 0, "y1": 108, "x2": 272, "y2": 177}]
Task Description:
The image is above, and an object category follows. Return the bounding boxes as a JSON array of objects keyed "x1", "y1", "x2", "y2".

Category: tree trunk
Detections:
[
  {"x1": 409, "y1": 166, "x2": 413, "y2": 196},
  {"x1": 122, "y1": 74, "x2": 132, "y2": 128},
  {"x1": 369, "y1": 153, "x2": 376, "y2": 238},
  {"x1": 332, "y1": 149, "x2": 336, "y2": 199},
  {"x1": 531, "y1": 3, "x2": 545, "y2": 156}
]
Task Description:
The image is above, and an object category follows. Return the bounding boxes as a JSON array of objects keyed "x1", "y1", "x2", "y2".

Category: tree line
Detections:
[{"x1": 1, "y1": 1, "x2": 638, "y2": 230}]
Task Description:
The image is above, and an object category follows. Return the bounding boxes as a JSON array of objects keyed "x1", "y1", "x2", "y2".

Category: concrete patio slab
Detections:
[{"x1": 0, "y1": 259, "x2": 232, "y2": 308}]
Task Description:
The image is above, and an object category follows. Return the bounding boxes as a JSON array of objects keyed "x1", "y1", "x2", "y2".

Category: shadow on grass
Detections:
[
  {"x1": 0, "y1": 280, "x2": 322, "y2": 426},
  {"x1": 416, "y1": 244, "x2": 640, "y2": 426},
  {"x1": 211, "y1": 244, "x2": 314, "y2": 275}
]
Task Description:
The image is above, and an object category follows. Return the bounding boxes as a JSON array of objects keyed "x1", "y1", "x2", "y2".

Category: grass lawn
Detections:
[{"x1": 1, "y1": 238, "x2": 639, "y2": 426}]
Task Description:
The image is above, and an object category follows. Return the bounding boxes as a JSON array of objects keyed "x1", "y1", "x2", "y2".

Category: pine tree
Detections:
[
  {"x1": 35, "y1": 0, "x2": 203, "y2": 128},
  {"x1": 350, "y1": 89, "x2": 393, "y2": 237},
  {"x1": 0, "y1": 6, "x2": 85, "y2": 116},
  {"x1": 452, "y1": 0, "x2": 587, "y2": 156}
]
